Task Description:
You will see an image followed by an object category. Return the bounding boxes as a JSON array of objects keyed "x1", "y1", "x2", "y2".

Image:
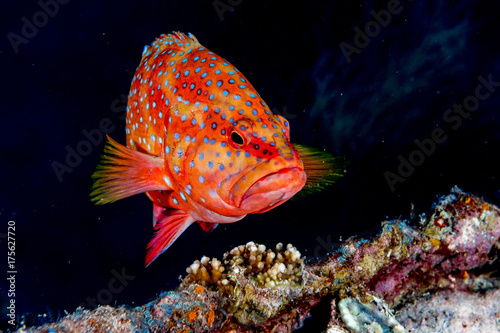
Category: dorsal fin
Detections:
[
  {"x1": 171, "y1": 31, "x2": 201, "y2": 47},
  {"x1": 144, "y1": 32, "x2": 202, "y2": 57}
]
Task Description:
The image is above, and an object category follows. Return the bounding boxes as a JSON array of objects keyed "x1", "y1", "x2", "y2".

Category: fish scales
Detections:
[
  {"x1": 125, "y1": 32, "x2": 301, "y2": 217},
  {"x1": 126, "y1": 33, "x2": 286, "y2": 158},
  {"x1": 91, "y1": 32, "x2": 341, "y2": 266}
]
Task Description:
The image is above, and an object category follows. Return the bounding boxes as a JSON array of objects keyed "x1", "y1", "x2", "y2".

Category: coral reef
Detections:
[
  {"x1": 181, "y1": 242, "x2": 304, "y2": 326},
  {"x1": 396, "y1": 288, "x2": 500, "y2": 332},
  {"x1": 183, "y1": 242, "x2": 303, "y2": 291},
  {"x1": 16, "y1": 188, "x2": 500, "y2": 332}
]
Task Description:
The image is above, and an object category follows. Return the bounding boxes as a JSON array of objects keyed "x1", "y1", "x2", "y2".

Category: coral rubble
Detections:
[
  {"x1": 396, "y1": 288, "x2": 500, "y2": 332},
  {"x1": 16, "y1": 188, "x2": 500, "y2": 332}
]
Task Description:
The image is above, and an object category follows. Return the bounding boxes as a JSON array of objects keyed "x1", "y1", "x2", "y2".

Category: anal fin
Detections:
[
  {"x1": 198, "y1": 221, "x2": 218, "y2": 233},
  {"x1": 145, "y1": 206, "x2": 195, "y2": 266}
]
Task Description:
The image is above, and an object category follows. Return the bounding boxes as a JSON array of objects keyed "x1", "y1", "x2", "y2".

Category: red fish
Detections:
[{"x1": 91, "y1": 32, "x2": 342, "y2": 266}]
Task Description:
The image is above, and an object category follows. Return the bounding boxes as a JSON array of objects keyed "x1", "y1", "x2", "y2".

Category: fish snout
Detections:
[
  {"x1": 235, "y1": 167, "x2": 306, "y2": 213},
  {"x1": 218, "y1": 143, "x2": 306, "y2": 213}
]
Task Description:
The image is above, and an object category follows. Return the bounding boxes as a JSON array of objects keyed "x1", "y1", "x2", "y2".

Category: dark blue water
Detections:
[{"x1": 1, "y1": 0, "x2": 499, "y2": 330}]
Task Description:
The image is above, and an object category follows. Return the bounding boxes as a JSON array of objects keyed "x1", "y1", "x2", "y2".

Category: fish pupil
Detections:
[{"x1": 231, "y1": 131, "x2": 244, "y2": 146}]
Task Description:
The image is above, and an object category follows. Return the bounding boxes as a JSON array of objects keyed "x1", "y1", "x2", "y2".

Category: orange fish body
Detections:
[{"x1": 91, "y1": 32, "x2": 337, "y2": 266}]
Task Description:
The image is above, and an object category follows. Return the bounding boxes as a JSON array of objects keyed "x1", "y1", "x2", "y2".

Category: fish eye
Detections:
[
  {"x1": 230, "y1": 131, "x2": 245, "y2": 147},
  {"x1": 227, "y1": 119, "x2": 253, "y2": 149}
]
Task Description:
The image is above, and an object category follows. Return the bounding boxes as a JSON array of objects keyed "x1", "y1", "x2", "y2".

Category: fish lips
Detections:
[{"x1": 222, "y1": 167, "x2": 306, "y2": 212}]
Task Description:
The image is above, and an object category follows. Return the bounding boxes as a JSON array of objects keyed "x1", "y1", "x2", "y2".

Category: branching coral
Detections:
[
  {"x1": 16, "y1": 188, "x2": 500, "y2": 332},
  {"x1": 183, "y1": 242, "x2": 303, "y2": 290},
  {"x1": 181, "y1": 242, "x2": 304, "y2": 325}
]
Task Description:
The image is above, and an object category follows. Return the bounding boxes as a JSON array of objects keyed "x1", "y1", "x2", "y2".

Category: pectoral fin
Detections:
[
  {"x1": 294, "y1": 143, "x2": 347, "y2": 197},
  {"x1": 90, "y1": 135, "x2": 170, "y2": 204}
]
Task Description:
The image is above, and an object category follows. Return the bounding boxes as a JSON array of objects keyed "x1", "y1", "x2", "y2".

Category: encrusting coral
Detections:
[{"x1": 15, "y1": 187, "x2": 500, "y2": 332}]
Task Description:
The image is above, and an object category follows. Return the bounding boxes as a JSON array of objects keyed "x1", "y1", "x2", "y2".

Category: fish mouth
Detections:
[{"x1": 222, "y1": 167, "x2": 306, "y2": 212}]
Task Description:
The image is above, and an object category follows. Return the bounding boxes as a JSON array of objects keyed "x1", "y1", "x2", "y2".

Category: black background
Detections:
[{"x1": 1, "y1": 0, "x2": 499, "y2": 330}]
